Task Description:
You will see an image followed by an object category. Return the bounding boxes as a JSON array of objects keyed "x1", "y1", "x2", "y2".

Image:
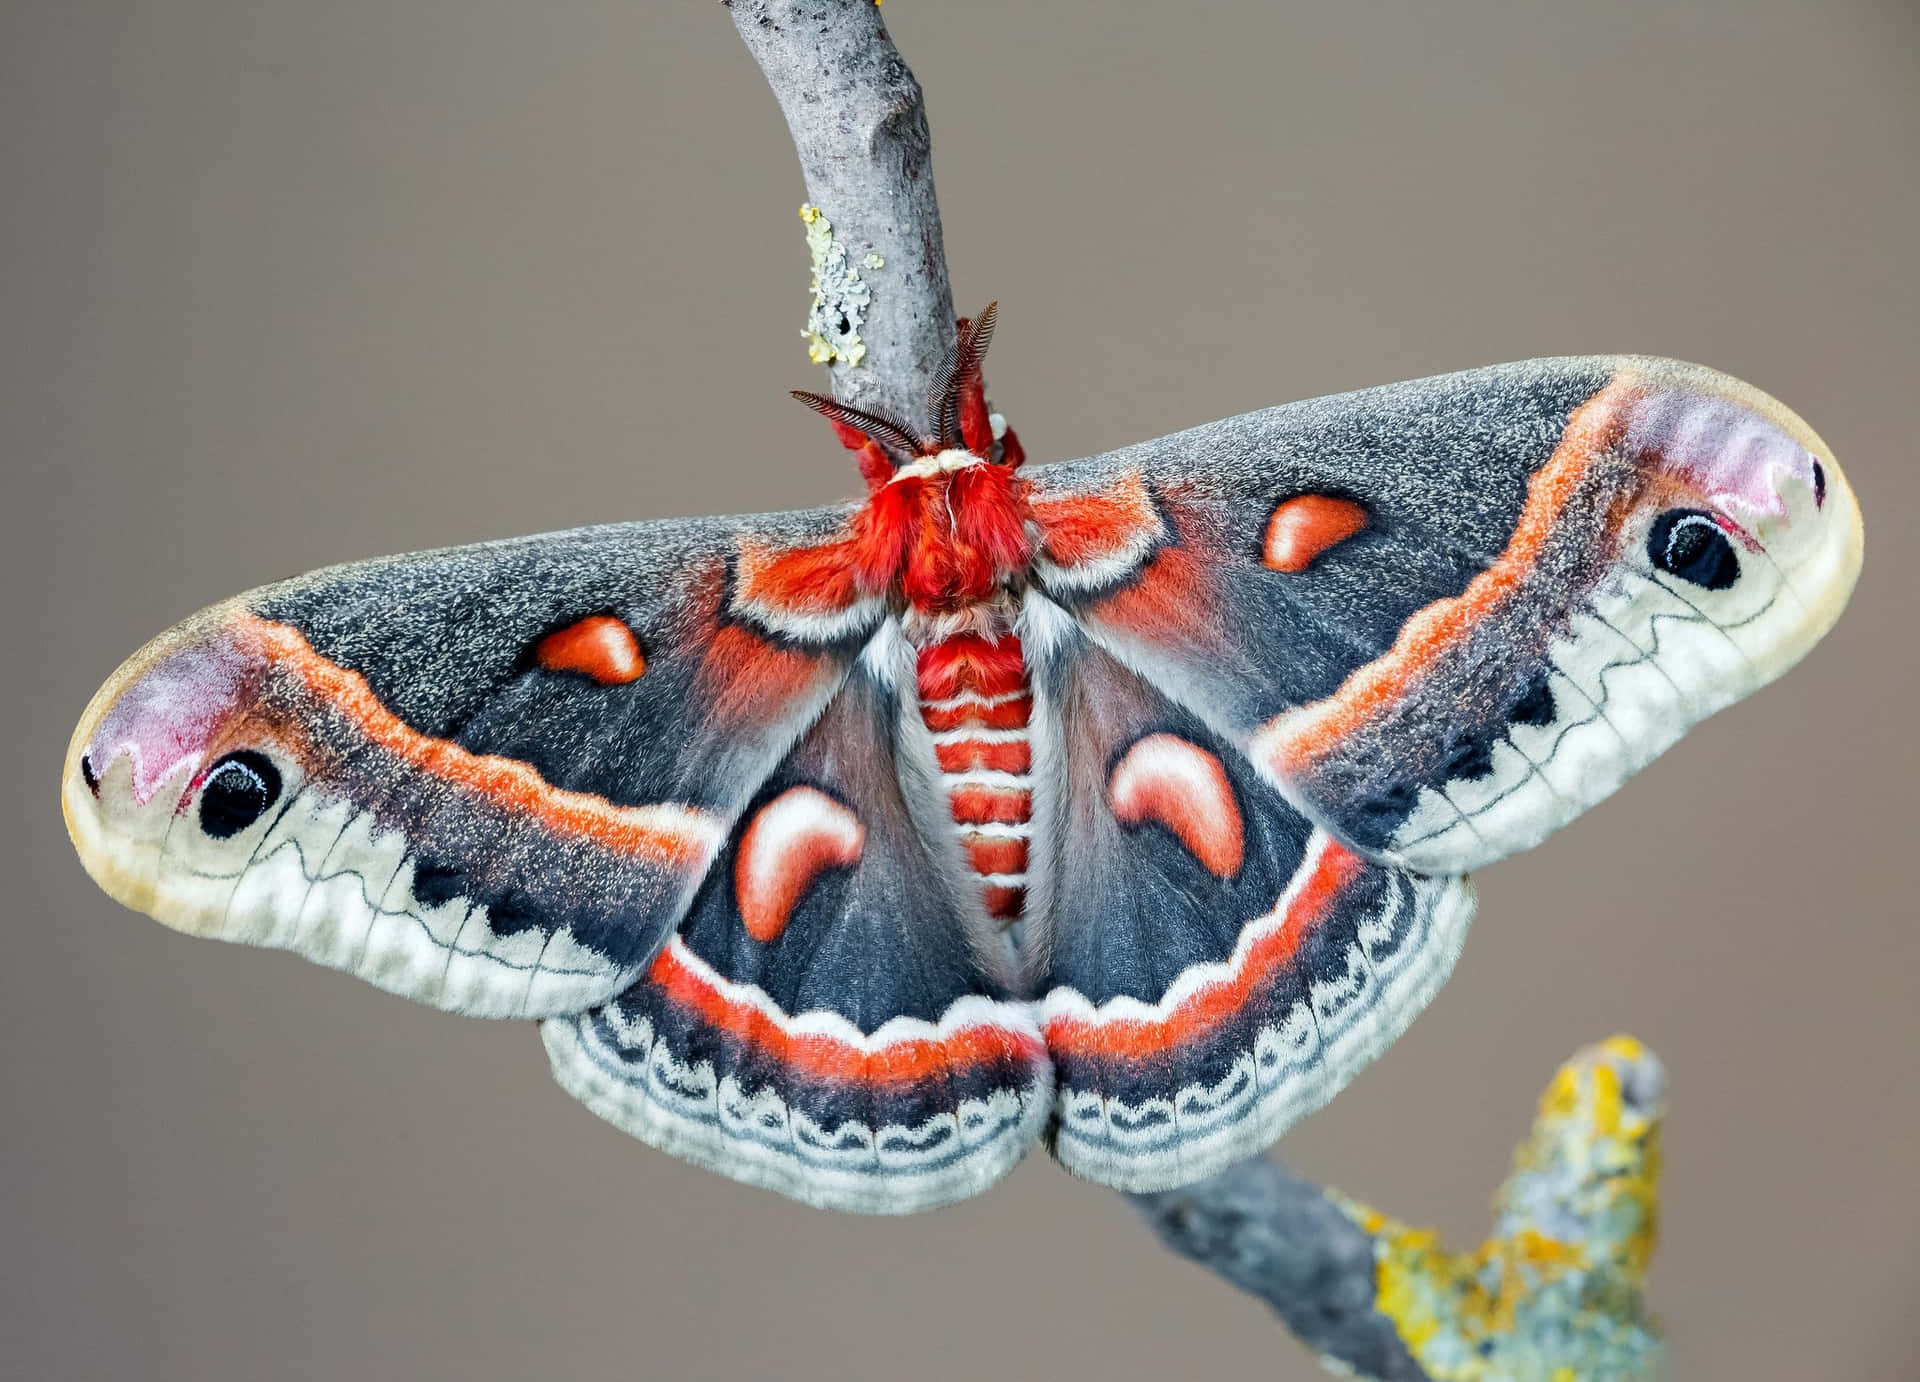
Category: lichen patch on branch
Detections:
[
  {"x1": 1333, "y1": 1037, "x2": 1666, "y2": 1382},
  {"x1": 799, "y1": 204, "x2": 873, "y2": 367}
]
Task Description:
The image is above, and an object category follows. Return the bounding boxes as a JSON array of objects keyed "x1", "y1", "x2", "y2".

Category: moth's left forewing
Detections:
[
  {"x1": 63, "y1": 506, "x2": 882, "y2": 1017},
  {"x1": 1031, "y1": 357, "x2": 1862, "y2": 875}
]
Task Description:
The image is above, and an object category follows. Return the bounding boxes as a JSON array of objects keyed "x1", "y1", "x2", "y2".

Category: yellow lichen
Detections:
[
  {"x1": 798, "y1": 203, "x2": 873, "y2": 369},
  {"x1": 1591, "y1": 1062, "x2": 1623, "y2": 1138},
  {"x1": 1332, "y1": 1039, "x2": 1666, "y2": 1381}
]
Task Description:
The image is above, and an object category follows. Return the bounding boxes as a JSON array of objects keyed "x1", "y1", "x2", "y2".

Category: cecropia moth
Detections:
[{"x1": 62, "y1": 308, "x2": 1862, "y2": 1212}]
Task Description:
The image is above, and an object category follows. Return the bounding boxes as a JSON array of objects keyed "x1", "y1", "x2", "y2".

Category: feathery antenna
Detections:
[
  {"x1": 789, "y1": 390, "x2": 926, "y2": 461},
  {"x1": 928, "y1": 302, "x2": 998, "y2": 448}
]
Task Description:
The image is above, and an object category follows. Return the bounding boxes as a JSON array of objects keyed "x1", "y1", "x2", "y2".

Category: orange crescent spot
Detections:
[
  {"x1": 1108, "y1": 734, "x2": 1245, "y2": 878},
  {"x1": 534, "y1": 615, "x2": 646, "y2": 685},
  {"x1": 735, "y1": 786, "x2": 865, "y2": 943},
  {"x1": 1262, "y1": 495, "x2": 1370, "y2": 572}
]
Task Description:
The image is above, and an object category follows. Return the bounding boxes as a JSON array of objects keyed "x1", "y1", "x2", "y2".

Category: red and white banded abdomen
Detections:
[{"x1": 916, "y1": 632, "x2": 1032, "y2": 923}]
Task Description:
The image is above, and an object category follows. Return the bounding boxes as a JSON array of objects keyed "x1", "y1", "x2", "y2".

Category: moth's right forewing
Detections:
[{"x1": 1029, "y1": 356, "x2": 1861, "y2": 874}]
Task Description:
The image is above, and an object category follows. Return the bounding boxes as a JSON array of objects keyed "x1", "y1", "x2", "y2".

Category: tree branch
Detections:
[
  {"x1": 726, "y1": 0, "x2": 956, "y2": 435},
  {"x1": 1130, "y1": 1162, "x2": 1430, "y2": 1379},
  {"x1": 1135, "y1": 1039, "x2": 1665, "y2": 1381},
  {"x1": 725, "y1": 6, "x2": 1665, "y2": 1378}
]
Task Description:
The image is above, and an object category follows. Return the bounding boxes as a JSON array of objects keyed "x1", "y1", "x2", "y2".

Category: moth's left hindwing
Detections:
[
  {"x1": 63, "y1": 506, "x2": 882, "y2": 1017},
  {"x1": 543, "y1": 659, "x2": 1050, "y2": 1213}
]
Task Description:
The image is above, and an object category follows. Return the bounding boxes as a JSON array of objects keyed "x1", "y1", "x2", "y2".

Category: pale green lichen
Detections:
[
  {"x1": 799, "y1": 204, "x2": 872, "y2": 368},
  {"x1": 1333, "y1": 1037, "x2": 1665, "y2": 1382}
]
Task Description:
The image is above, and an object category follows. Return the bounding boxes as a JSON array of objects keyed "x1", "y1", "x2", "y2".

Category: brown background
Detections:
[{"x1": 2, "y1": 2, "x2": 1914, "y2": 1379}]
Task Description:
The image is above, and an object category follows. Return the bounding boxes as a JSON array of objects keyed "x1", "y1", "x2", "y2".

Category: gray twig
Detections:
[
  {"x1": 725, "y1": 0, "x2": 957, "y2": 436},
  {"x1": 1130, "y1": 1163, "x2": 1428, "y2": 1379}
]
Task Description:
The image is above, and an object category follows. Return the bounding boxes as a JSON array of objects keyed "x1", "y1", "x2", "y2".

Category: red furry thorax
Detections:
[
  {"x1": 805, "y1": 313, "x2": 1031, "y2": 614},
  {"x1": 854, "y1": 463, "x2": 1032, "y2": 612}
]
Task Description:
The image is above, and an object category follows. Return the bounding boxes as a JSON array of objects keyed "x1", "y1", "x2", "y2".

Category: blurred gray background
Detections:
[{"x1": 3, "y1": 2, "x2": 1914, "y2": 1378}]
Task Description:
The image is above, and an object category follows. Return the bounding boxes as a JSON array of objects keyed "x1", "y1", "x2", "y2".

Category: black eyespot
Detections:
[
  {"x1": 198, "y1": 750, "x2": 282, "y2": 839},
  {"x1": 79, "y1": 754, "x2": 100, "y2": 795},
  {"x1": 1811, "y1": 460, "x2": 1826, "y2": 508},
  {"x1": 1648, "y1": 509, "x2": 1739, "y2": 590}
]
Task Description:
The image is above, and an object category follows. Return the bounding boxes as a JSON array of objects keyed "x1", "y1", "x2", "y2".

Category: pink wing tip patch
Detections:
[
  {"x1": 1262, "y1": 495, "x2": 1369, "y2": 573},
  {"x1": 735, "y1": 786, "x2": 866, "y2": 943},
  {"x1": 535, "y1": 615, "x2": 646, "y2": 685},
  {"x1": 1108, "y1": 734, "x2": 1244, "y2": 878}
]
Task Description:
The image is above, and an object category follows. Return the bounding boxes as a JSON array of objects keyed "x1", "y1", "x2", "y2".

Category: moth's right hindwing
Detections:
[{"x1": 1021, "y1": 620, "x2": 1473, "y2": 1192}]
